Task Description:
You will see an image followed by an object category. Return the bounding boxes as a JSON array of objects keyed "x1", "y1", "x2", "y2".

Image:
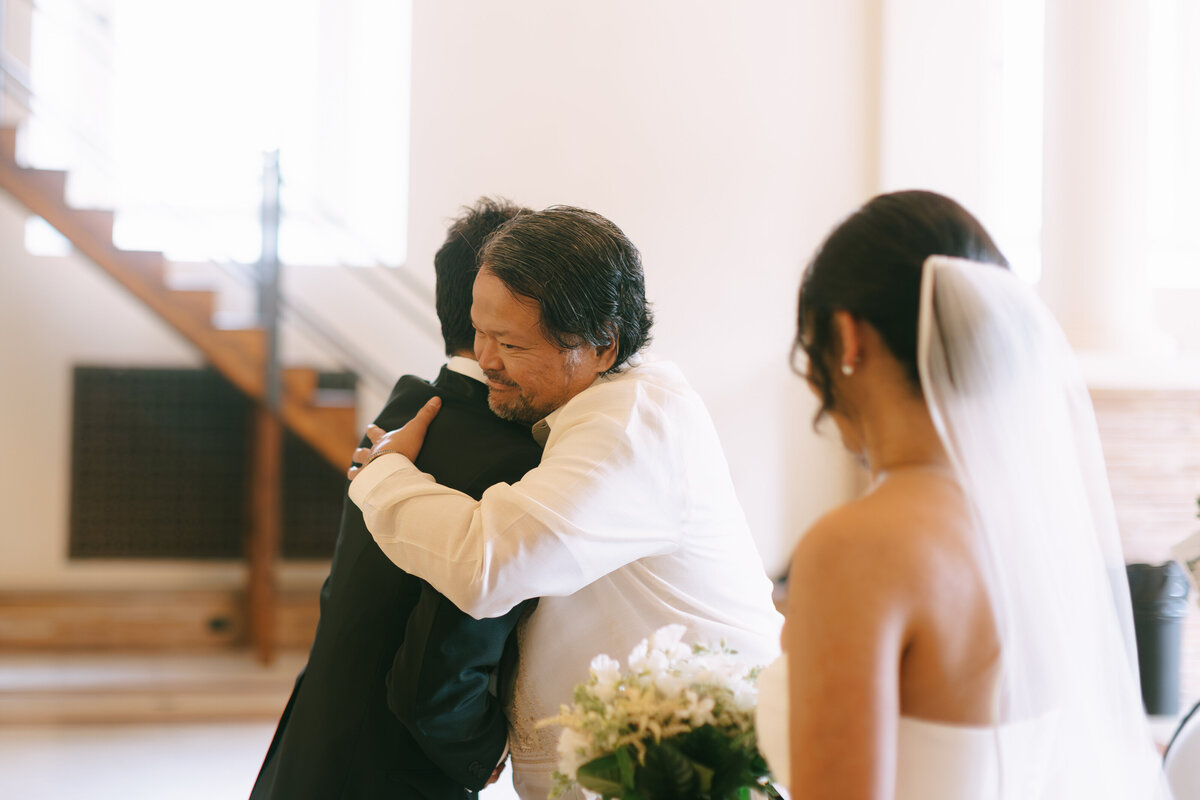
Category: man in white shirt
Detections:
[{"x1": 348, "y1": 206, "x2": 783, "y2": 799}]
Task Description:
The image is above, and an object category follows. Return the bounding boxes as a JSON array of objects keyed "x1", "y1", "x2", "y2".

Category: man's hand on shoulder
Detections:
[{"x1": 347, "y1": 396, "x2": 442, "y2": 480}]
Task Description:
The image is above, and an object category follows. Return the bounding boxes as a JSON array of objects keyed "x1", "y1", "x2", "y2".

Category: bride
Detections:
[{"x1": 756, "y1": 190, "x2": 1169, "y2": 798}]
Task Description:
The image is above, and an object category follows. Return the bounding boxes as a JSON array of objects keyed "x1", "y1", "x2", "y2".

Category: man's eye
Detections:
[{"x1": 500, "y1": 343, "x2": 518, "y2": 351}]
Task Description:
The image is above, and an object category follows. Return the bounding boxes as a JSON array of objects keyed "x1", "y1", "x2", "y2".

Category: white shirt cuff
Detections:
[{"x1": 348, "y1": 452, "x2": 416, "y2": 508}]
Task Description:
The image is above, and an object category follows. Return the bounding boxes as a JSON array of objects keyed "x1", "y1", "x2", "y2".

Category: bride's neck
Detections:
[{"x1": 858, "y1": 391, "x2": 950, "y2": 480}]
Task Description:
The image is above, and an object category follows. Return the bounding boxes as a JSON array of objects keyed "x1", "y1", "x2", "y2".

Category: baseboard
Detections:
[{"x1": 0, "y1": 589, "x2": 321, "y2": 651}]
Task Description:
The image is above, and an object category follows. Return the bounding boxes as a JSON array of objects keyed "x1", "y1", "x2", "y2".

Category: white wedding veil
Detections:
[{"x1": 918, "y1": 256, "x2": 1169, "y2": 798}]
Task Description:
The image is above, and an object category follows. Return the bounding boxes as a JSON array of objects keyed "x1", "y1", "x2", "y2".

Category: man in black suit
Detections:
[{"x1": 250, "y1": 198, "x2": 541, "y2": 799}]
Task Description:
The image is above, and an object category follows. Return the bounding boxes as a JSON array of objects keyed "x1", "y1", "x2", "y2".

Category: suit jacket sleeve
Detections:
[
  {"x1": 388, "y1": 584, "x2": 533, "y2": 789},
  {"x1": 385, "y1": 410, "x2": 543, "y2": 789}
]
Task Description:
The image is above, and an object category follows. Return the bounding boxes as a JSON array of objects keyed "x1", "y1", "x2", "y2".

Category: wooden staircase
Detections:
[
  {"x1": 0, "y1": 125, "x2": 359, "y2": 663},
  {"x1": 0, "y1": 126, "x2": 358, "y2": 469}
]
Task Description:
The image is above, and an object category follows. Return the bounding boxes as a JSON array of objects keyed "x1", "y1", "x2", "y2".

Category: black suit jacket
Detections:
[{"x1": 250, "y1": 366, "x2": 542, "y2": 799}]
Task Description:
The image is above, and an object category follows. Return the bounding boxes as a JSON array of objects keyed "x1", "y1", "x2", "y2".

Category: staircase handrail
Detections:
[{"x1": 213, "y1": 258, "x2": 395, "y2": 398}]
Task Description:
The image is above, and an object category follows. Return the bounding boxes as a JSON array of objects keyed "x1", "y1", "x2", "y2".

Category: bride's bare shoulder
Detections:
[{"x1": 789, "y1": 472, "x2": 971, "y2": 593}]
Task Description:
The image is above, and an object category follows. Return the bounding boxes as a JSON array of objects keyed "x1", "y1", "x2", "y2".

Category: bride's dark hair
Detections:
[{"x1": 796, "y1": 190, "x2": 1009, "y2": 422}]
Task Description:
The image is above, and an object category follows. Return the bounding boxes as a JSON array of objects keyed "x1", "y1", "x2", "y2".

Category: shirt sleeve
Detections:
[{"x1": 349, "y1": 411, "x2": 682, "y2": 618}]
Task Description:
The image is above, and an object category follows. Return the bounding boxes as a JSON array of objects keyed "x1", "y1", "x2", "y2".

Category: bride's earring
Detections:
[{"x1": 841, "y1": 363, "x2": 854, "y2": 376}]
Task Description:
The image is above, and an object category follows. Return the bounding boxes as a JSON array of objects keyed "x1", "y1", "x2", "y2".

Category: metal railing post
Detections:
[
  {"x1": 259, "y1": 148, "x2": 282, "y2": 411},
  {"x1": 247, "y1": 148, "x2": 283, "y2": 665}
]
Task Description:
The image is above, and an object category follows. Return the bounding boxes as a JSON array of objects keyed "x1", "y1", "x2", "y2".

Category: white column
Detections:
[
  {"x1": 877, "y1": 0, "x2": 1005, "y2": 217},
  {"x1": 1040, "y1": 0, "x2": 1167, "y2": 352}
]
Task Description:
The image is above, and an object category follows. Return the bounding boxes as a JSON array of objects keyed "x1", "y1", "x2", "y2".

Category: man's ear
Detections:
[
  {"x1": 593, "y1": 339, "x2": 619, "y2": 374},
  {"x1": 589, "y1": 324, "x2": 620, "y2": 374},
  {"x1": 831, "y1": 310, "x2": 862, "y2": 371}
]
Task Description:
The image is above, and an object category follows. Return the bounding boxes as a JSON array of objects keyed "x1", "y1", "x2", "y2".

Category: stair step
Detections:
[
  {"x1": 283, "y1": 403, "x2": 358, "y2": 468},
  {"x1": 212, "y1": 328, "x2": 266, "y2": 362},
  {"x1": 0, "y1": 127, "x2": 16, "y2": 161},
  {"x1": 169, "y1": 289, "x2": 217, "y2": 323},
  {"x1": 73, "y1": 208, "x2": 116, "y2": 244},
  {"x1": 282, "y1": 368, "x2": 318, "y2": 401},
  {"x1": 115, "y1": 250, "x2": 167, "y2": 284},
  {"x1": 20, "y1": 167, "x2": 68, "y2": 202},
  {"x1": 0, "y1": 652, "x2": 303, "y2": 724}
]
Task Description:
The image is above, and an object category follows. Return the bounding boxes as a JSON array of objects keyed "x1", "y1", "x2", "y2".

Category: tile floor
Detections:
[
  {"x1": 0, "y1": 653, "x2": 520, "y2": 799},
  {"x1": 0, "y1": 721, "x2": 522, "y2": 799},
  {"x1": 3, "y1": 654, "x2": 1185, "y2": 799}
]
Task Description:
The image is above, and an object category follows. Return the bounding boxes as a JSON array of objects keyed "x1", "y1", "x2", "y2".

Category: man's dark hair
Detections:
[
  {"x1": 477, "y1": 205, "x2": 653, "y2": 374},
  {"x1": 796, "y1": 190, "x2": 1009, "y2": 423},
  {"x1": 435, "y1": 197, "x2": 531, "y2": 356}
]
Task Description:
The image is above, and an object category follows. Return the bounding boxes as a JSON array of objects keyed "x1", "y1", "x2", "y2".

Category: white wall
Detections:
[
  {"x1": 0, "y1": 0, "x2": 880, "y2": 590},
  {"x1": 404, "y1": 0, "x2": 874, "y2": 575},
  {"x1": 6, "y1": 1, "x2": 1195, "y2": 594}
]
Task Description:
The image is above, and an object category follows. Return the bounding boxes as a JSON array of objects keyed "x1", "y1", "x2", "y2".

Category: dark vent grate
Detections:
[{"x1": 69, "y1": 366, "x2": 346, "y2": 560}]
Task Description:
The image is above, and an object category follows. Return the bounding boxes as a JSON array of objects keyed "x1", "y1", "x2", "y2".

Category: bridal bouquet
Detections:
[{"x1": 538, "y1": 625, "x2": 780, "y2": 800}]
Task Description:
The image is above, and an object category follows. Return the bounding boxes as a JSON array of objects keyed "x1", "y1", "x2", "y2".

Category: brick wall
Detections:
[{"x1": 1091, "y1": 389, "x2": 1200, "y2": 713}]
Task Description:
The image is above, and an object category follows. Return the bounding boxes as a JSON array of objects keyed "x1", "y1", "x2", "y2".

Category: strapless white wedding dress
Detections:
[{"x1": 754, "y1": 656, "x2": 1055, "y2": 799}]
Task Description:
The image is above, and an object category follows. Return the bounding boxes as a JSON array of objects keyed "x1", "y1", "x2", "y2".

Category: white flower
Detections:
[
  {"x1": 556, "y1": 727, "x2": 592, "y2": 778},
  {"x1": 655, "y1": 672, "x2": 689, "y2": 699},
  {"x1": 650, "y1": 624, "x2": 691, "y2": 660},
  {"x1": 626, "y1": 639, "x2": 650, "y2": 671},
  {"x1": 593, "y1": 683, "x2": 617, "y2": 703},
  {"x1": 651, "y1": 624, "x2": 686, "y2": 649},
  {"x1": 589, "y1": 654, "x2": 622, "y2": 702},
  {"x1": 731, "y1": 683, "x2": 758, "y2": 713},
  {"x1": 642, "y1": 648, "x2": 670, "y2": 678},
  {"x1": 589, "y1": 654, "x2": 621, "y2": 685},
  {"x1": 683, "y1": 690, "x2": 716, "y2": 727}
]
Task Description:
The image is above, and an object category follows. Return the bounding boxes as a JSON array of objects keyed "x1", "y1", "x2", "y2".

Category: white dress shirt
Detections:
[{"x1": 350, "y1": 359, "x2": 783, "y2": 799}]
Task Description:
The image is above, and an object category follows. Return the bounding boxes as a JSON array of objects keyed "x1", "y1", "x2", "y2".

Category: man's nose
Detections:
[{"x1": 476, "y1": 337, "x2": 502, "y2": 371}]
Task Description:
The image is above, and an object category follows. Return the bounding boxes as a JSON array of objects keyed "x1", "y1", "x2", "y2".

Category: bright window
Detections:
[{"x1": 27, "y1": 0, "x2": 411, "y2": 267}]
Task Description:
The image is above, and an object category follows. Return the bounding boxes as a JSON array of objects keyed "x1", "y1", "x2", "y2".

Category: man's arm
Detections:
[
  {"x1": 387, "y1": 582, "x2": 531, "y2": 790},
  {"x1": 350, "y1": 413, "x2": 683, "y2": 619}
]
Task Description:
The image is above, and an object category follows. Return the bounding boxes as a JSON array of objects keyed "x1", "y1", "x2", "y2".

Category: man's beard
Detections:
[
  {"x1": 487, "y1": 389, "x2": 550, "y2": 425},
  {"x1": 481, "y1": 370, "x2": 550, "y2": 425}
]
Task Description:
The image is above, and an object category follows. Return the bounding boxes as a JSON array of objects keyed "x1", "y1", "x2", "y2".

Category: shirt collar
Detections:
[
  {"x1": 531, "y1": 371, "x2": 607, "y2": 446},
  {"x1": 461, "y1": 361, "x2": 641, "y2": 446},
  {"x1": 531, "y1": 415, "x2": 554, "y2": 447},
  {"x1": 446, "y1": 355, "x2": 487, "y2": 384}
]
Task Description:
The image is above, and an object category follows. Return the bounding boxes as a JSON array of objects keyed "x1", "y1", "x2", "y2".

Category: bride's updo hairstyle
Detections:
[{"x1": 796, "y1": 190, "x2": 1008, "y2": 422}]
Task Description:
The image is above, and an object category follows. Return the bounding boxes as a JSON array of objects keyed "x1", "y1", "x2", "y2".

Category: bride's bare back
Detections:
[{"x1": 781, "y1": 466, "x2": 1001, "y2": 798}]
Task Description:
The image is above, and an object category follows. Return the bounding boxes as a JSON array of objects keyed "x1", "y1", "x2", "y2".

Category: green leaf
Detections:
[
  {"x1": 576, "y1": 753, "x2": 627, "y2": 798},
  {"x1": 694, "y1": 761, "x2": 715, "y2": 795},
  {"x1": 616, "y1": 746, "x2": 636, "y2": 791},
  {"x1": 678, "y1": 724, "x2": 725, "y2": 765},
  {"x1": 637, "y1": 740, "x2": 698, "y2": 799},
  {"x1": 577, "y1": 730, "x2": 775, "y2": 799}
]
